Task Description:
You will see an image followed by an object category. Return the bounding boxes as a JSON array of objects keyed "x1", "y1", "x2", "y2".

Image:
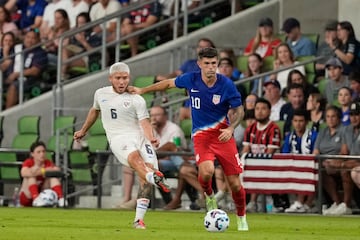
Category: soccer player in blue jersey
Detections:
[{"x1": 128, "y1": 47, "x2": 249, "y2": 231}]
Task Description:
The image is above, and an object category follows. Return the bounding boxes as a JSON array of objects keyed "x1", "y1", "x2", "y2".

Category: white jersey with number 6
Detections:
[{"x1": 93, "y1": 86, "x2": 158, "y2": 168}]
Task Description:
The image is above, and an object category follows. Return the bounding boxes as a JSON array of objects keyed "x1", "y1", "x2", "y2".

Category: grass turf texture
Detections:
[{"x1": 0, "y1": 208, "x2": 359, "y2": 240}]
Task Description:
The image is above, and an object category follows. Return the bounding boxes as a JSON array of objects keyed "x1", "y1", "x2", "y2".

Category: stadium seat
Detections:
[
  {"x1": 133, "y1": 76, "x2": 156, "y2": 108},
  {"x1": 87, "y1": 118, "x2": 108, "y2": 153},
  {"x1": 317, "y1": 78, "x2": 328, "y2": 96},
  {"x1": 0, "y1": 152, "x2": 21, "y2": 183},
  {"x1": 275, "y1": 120, "x2": 285, "y2": 145},
  {"x1": 296, "y1": 55, "x2": 317, "y2": 84},
  {"x1": 68, "y1": 150, "x2": 93, "y2": 185},
  {"x1": 47, "y1": 116, "x2": 76, "y2": 152},
  {"x1": 302, "y1": 33, "x2": 320, "y2": 50},
  {"x1": 237, "y1": 55, "x2": 248, "y2": 73},
  {"x1": 180, "y1": 119, "x2": 192, "y2": 148},
  {"x1": 263, "y1": 56, "x2": 274, "y2": 72}
]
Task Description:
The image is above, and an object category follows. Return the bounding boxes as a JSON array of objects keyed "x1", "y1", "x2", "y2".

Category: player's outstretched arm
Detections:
[
  {"x1": 128, "y1": 78, "x2": 176, "y2": 94},
  {"x1": 139, "y1": 118, "x2": 159, "y2": 148},
  {"x1": 74, "y1": 108, "x2": 100, "y2": 141}
]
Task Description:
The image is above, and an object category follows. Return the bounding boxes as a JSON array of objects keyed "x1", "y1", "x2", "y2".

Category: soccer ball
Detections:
[
  {"x1": 32, "y1": 189, "x2": 58, "y2": 207},
  {"x1": 204, "y1": 209, "x2": 230, "y2": 232}
]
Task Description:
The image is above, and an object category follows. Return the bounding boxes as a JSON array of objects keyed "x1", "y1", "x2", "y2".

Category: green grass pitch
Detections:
[{"x1": 0, "y1": 207, "x2": 359, "y2": 240}]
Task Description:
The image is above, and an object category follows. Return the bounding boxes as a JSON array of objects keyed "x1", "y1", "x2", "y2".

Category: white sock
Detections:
[
  {"x1": 135, "y1": 198, "x2": 150, "y2": 222},
  {"x1": 145, "y1": 172, "x2": 155, "y2": 185}
]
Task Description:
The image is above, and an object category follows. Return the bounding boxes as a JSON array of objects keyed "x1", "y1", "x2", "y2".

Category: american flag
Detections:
[{"x1": 243, "y1": 153, "x2": 318, "y2": 195}]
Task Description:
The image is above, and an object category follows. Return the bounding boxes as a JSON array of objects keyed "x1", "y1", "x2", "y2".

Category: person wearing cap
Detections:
[
  {"x1": 73, "y1": 62, "x2": 171, "y2": 229},
  {"x1": 315, "y1": 20, "x2": 339, "y2": 78},
  {"x1": 349, "y1": 71, "x2": 360, "y2": 100},
  {"x1": 244, "y1": 17, "x2": 281, "y2": 58},
  {"x1": 326, "y1": 21, "x2": 360, "y2": 75},
  {"x1": 324, "y1": 57, "x2": 350, "y2": 105},
  {"x1": 264, "y1": 79, "x2": 286, "y2": 121},
  {"x1": 282, "y1": 17, "x2": 316, "y2": 57}
]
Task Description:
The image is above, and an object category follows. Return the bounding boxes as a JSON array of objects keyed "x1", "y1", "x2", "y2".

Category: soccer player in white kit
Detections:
[{"x1": 74, "y1": 62, "x2": 170, "y2": 229}]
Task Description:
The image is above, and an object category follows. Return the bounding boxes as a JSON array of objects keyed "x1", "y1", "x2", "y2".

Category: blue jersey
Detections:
[
  {"x1": 282, "y1": 129, "x2": 318, "y2": 154},
  {"x1": 175, "y1": 71, "x2": 242, "y2": 135}
]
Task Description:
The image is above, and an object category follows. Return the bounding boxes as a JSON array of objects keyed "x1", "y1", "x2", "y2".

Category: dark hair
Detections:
[
  {"x1": 286, "y1": 83, "x2": 304, "y2": 95},
  {"x1": 218, "y1": 57, "x2": 233, "y2": 67},
  {"x1": 30, "y1": 141, "x2": 46, "y2": 152},
  {"x1": 309, "y1": 93, "x2": 327, "y2": 112},
  {"x1": 338, "y1": 21, "x2": 356, "y2": 40},
  {"x1": 255, "y1": 97, "x2": 271, "y2": 110},
  {"x1": 287, "y1": 69, "x2": 307, "y2": 88},
  {"x1": 349, "y1": 71, "x2": 360, "y2": 83},
  {"x1": 325, "y1": 105, "x2": 342, "y2": 119},
  {"x1": 338, "y1": 86, "x2": 353, "y2": 96},
  {"x1": 293, "y1": 108, "x2": 309, "y2": 121},
  {"x1": 198, "y1": 47, "x2": 218, "y2": 59},
  {"x1": 76, "y1": 12, "x2": 91, "y2": 26},
  {"x1": 1, "y1": 31, "x2": 16, "y2": 46},
  {"x1": 0, "y1": 6, "x2": 12, "y2": 22},
  {"x1": 197, "y1": 38, "x2": 216, "y2": 48},
  {"x1": 54, "y1": 8, "x2": 70, "y2": 31}
]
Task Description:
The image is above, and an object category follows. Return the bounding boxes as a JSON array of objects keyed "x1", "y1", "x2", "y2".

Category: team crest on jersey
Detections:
[
  {"x1": 123, "y1": 100, "x2": 131, "y2": 108},
  {"x1": 212, "y1": 94, "x2": 221, "y2": 105}
]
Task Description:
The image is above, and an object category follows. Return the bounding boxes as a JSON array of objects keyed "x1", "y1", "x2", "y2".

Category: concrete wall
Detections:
[{"x1": 338, "y1": 0, "x2": 360, "y2": 36}]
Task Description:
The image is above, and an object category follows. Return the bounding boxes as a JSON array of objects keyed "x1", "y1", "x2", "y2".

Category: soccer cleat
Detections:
[
  {"x1": 237, "y1": 216, "x2": 249, "y2": 231},
  {"x1": 133, "y1": 219, "x2": 146, "y2": 229},
  {"x1": 204, "y1": 193, "x2": 218, "y2": 211},
  {"x1": 58, "y1": 198, "x2": 68, "y2": 208},
  {"x1": 153, "y1": 171, "x2": 171, "y2": 193}
]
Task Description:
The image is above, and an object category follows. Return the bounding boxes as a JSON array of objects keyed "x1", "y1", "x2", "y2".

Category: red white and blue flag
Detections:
[{"x1": 243, "y1": 153, "x2": 318, "y2": 195}]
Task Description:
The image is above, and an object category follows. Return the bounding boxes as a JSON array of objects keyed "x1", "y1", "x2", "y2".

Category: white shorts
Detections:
[{"x1": 109, "y1": 135, "x2": 158, "y2": 169}]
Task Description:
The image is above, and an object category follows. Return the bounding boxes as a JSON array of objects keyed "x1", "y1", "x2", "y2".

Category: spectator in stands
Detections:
[
  {"x1": 328, "y1": 21, "x2": 360, "y2": 75},
  {"x1": 324, "y1": 57, "x2": 350, "y2": 105},
  {"x1": 159, "y1": 0, "x2": 174, "y2": 19},
  {"x1": 44, "y1": 9, "x2": 70, "y2": 66},
  {"x1": 338, "y1": 86, "x2": 352, "y2": 126},
  {"x1": 240, "y1": 53, "x2": 268, "y2": 94},
  {"x1": 219, "y1": 48, "x2": 241, "y2": 80},
  {"x1": 349, "y1": 71, "x2": 360, "y2": 100},
  {"x1": 6, "y1": 0, "x2": 48, "y2": 34},
  {"x1": 263, "y1": 79, "x2": 286, "y2": 121},
  {"x1": 283, "y1": 109, "x2": 318, "y2": 213},
  {"x1": 217, "y1": 57, "x2": 246, "y2": 103},
  {"x1": 0, "y1": 32, "x2": 16, "y2": 80},
  {"x1": 41, "y1": 0, "x2": 89, "y2": 35},
  {"x1": 244, "y1": 93, "x2": 258, "y2": 111},
  {"x1": 4, "y1": 29, "x2": 48, "y2": 109},
  {"x1": 120, "y1": 0, "x2": 162, "y2": 57},
  {"x1": 242, "y1": 98, "x2": 281, "y2": 213},
  {"x1": 20, "y1": 141, "x2": 65, "y2": 207},
  {"x1": 0, "y1": 6, "x2": 19, "y2": 42},
  {"x1": 62, "y1": 12, "x2": 101, "y2": 77},
  {"x1": 313, "y1": 105, "x2": 348, "y2": 215},
  {"x1": 315, "y1": 20, "x2": 338, "y2": 78},
  {"x1": 270, "y1": 43, "x2": 305, "y2": 91},
  {"x1": 286, "y1": 69, "x2": 319, "y2": 99},
  {"x1": 281, "y1": 17, "x2": 316, "y2": 57},
  {"x1": 244, "y1": 17, "x2": 281, "y2": 58},
  {"x1": 89, "y1": 0, "x2": 121, "y2": 41},
  {"x1": 306, "y1": 93, "x2": 326, "y2": 132},
  {"x1": 280, "y1": 83, "x2": 306, "y2": 135}
]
